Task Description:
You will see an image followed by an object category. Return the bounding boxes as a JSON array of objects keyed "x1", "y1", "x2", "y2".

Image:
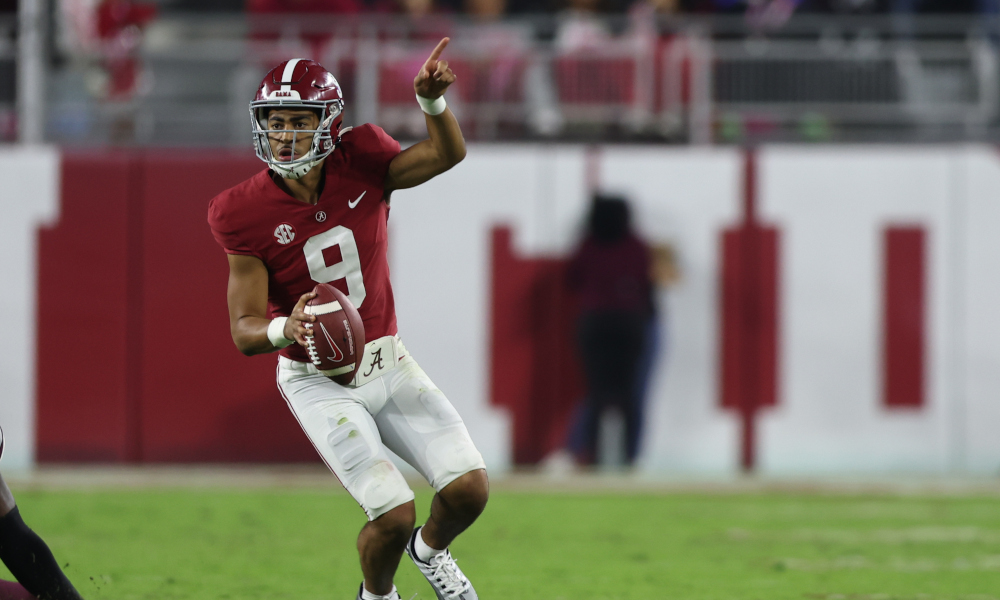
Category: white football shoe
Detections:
[{"x1": 405, "y1": 528, "x2": 478, "y2": 600}]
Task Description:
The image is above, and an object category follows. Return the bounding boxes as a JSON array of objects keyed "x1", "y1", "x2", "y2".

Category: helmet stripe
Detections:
[{"x1": 280, "y1": 58, "x2": 304, "y2": 91}]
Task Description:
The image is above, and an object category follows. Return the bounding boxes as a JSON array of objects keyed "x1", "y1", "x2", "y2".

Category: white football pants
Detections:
[{"x1": 276, "y1": 337, "x2": 486, "y2": 520}]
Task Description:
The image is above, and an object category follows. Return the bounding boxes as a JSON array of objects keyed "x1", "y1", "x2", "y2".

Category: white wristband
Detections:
[
  {"x1": 267, "y1": 317, "x2": 294, "y2": 348},
  {"x1": 416, "y1": 94, "x2": 447, "y2": 116}
]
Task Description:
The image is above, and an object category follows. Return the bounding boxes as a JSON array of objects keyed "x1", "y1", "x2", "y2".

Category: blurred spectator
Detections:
[
  {"x1": 455, "y1": 0, "x2": 562, "y2": 136},
  {"x1": 95, "y1": 0, "x2": 157, "y2": 141},
  {"x1": 626, "y1": 0, "x2": 684, "y2": 133},
  {"x1": 555, "y1": 0, "x2": 614, "y2": 52},
  {"x1": 246, "y1": 0, "x2": 363, "y2": 62},
  {"x1": 374, "y1": 0, "x2": 455, "y2": 42},
  {"x1": 677, "y1": 0, "x2": 807, "y2": 29},
  {"x1": 246, "y1": 0, "x2": 363, "y2": 13},
  {"x1": 365, "y1": 0, "x2": 463, "y2": 16},
  {"x1": 96, "y1": 0, "x2": 157, "y2": 102},
  {"x1": 449, "y1": 0, "x2": 537, "y2": 136},
  {"x1": 394, "y1": 0, "x2": 436, "y2": 16},
  {"x1": 745, "y1": 0, "x2": 804, "y2": 29},
  {"x1": 634, "y1": 243, "x2": 680, "y2": 451},
  {"x1": 374, "y1": 0, "x2": 455, "y2": 136},
  {"x1": 637, "y1": 0, "x2": 682, "y2": 14},
  {"x1": 627, "y1": 0, "x2": 683, "y2": 34},
  {"x1": 565, "y1": 194, "x2": 656, "y2": 467},
  {"x1": 465, "y1": 0, "x2": 506, "y2": 19},
  {"x1": 552, "y1": 0, "x2": 646, "y2": 134}
]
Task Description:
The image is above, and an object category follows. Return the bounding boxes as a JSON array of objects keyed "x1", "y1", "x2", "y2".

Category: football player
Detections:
[
  {"x1": 0, "y1": 427, "x2": 85, "y2": 600},
  {"x1": 208, "y1": 39, "x2": 487, "y2": 600}
]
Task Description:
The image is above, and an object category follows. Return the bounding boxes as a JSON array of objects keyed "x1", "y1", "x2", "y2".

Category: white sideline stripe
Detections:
[
  {"x1": 281, "y1": 58, "x2": 303, "y2": 91},
  {"x1": 306, "y1": 300, "x2": 342, "y2": 316}
]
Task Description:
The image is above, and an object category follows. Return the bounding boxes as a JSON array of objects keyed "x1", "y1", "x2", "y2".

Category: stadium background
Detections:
[
  {"x1": 6, "y1": 143, "x2": 1000, "y2": 475},
  {"x1": 3, "y1": 3, "x2": 1000, "y2": 598}
]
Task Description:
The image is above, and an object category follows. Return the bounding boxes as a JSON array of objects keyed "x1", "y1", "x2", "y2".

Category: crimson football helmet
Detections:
[{"x1": 250, "y1": 58, "x2": 345, "y2": 179}]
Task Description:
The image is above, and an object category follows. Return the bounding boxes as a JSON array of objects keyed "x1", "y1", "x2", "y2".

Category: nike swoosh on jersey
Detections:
[{"x1": 348, "y1": 191, "x2": 366, "y2": 209}]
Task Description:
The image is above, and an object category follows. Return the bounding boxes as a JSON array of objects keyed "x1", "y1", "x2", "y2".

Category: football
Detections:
[{"x1": 303, "y1": 284, "x2": 366, "y2": 384}]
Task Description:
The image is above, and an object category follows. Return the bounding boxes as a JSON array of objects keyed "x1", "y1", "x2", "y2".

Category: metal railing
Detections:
[
  {"x1": 0, "y1": 15, "x2": 17, "y2": 142},
  {"x1": 710, "y1": 37, "x2": 998, "y2": 141},
  {"x1": 10, "y1": 13, "x2": 1000, "y2": 145}
]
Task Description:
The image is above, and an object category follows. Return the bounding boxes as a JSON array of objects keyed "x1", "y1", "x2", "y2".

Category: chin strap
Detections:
[{"x1": 271, "y1": 155, "x2": 324, "y2": 180}]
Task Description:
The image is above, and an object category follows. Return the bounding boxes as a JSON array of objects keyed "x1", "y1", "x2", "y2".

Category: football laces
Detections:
[{"x1": 303, "y1": 322, "x2": 321, "y2": 366}]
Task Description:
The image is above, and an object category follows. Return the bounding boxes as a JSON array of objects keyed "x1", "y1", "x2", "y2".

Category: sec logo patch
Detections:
[
  {"x1": 274, "y1": 223, "x2": 296, "y2": 245},
  {"x1": 316, "y1": 211, "x2": 327, "y2": 222}
]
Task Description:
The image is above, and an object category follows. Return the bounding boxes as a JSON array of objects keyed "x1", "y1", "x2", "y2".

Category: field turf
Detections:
[{"x1": 2, "y1": 485, "x2": 1000, "y2": 599}]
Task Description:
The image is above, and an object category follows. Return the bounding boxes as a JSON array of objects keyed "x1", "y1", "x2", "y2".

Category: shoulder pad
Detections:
[{"x1": 336, "y1": 126, "x2": 354, "y2": 145}]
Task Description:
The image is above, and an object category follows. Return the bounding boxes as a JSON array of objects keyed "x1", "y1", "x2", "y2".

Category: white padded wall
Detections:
[{"x1": 0, "y1": 146, "x2": 59, "y2": 470}]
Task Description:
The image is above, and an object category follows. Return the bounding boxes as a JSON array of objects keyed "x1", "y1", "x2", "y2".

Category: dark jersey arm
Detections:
[
  {"x1": 226, "y1": 254, "x2": 316, "y2": 355},
  {"x1": 384, "y1": 37, "x2": 466, "y2": 192},
  {"x1": 384, "y1": 107, "x2": 466, "y2": 192}
]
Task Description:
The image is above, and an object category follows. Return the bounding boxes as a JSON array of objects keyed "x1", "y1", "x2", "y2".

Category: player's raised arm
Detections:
[
  {"x1": 384, "y1": 37, "x2": 467, "y2": 192},
  {"x1": 226, "y1": 254, "x2": 316, "y2": 355}
]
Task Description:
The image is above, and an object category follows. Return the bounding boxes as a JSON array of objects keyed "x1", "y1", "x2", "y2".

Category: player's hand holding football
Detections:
[
  {"x1": 414, "y1": 37, "x2": 455, "y2": 100},
  {"x1": 285, "y1": 291, "x2": 317, "y2": 346}
]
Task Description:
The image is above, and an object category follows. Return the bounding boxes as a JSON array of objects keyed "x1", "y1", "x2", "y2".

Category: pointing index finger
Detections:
[{"x1": 424, "y1": 37, "x2": 450, "y2": 67}]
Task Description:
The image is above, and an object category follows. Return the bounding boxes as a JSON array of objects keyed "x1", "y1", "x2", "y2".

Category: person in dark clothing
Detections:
[
  {"x1": 566, "y1": 194, "x2": 655, "y2": 467},
  {"x1": 0, "y1": 427, "x2": 85, "y2": 600}
]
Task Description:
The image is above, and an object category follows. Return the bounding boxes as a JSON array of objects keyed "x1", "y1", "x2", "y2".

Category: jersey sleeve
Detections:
[
  {"x1": 347, "y1": 124, "x2": 402, "y2": 185},
  {"x1": 207, "y1": 194, "x2": 259, "y2": 258}
]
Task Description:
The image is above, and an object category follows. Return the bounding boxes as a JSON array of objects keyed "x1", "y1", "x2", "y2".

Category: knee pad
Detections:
[
  {"x1": 354, "y1": 459, "x2": 414, "y2": 521},
  {"x1": 326, "y1": 417, "x2": 372, "y2": 471},
  {"x1": 323, "y1": 416, "x2": 413, "y2": 521},
  {"x1": 360, "y1": 460, "x2": 412, "y2": 514},
  {"x1": 425, "y1": 431, "x2": 486, "y2": 492}
]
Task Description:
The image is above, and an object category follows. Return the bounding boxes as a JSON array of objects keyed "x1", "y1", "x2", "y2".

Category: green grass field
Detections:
[{"x1": 3, "y1": 485, "x2": 1000, "y2": 600}]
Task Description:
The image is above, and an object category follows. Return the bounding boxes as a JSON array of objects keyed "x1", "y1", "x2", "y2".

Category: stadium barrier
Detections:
[
  {"x1": 2, "y1": 144, "x2": 1000, "y2": 474},
  {"x1": 4, "y1": 14, "x2": 998, "y2": 145}
]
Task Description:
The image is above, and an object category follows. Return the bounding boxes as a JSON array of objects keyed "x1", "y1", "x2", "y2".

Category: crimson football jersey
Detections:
[{"x1": 208, "y1": 124, "x2": 402, "y2": 363}]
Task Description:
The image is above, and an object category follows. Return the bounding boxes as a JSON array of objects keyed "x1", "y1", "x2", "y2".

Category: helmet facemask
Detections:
[{"x1": 250, "y1": 100, "x2": 344, "y2": 180}]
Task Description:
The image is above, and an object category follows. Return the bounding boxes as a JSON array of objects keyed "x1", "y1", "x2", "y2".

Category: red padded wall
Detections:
[
  {"x1": 719, "y1": 225, "x2": 780, "y2": 412},
  {"x1": 37, "y1": 153, "x2": 133, "y2": 461},
  {"x1": 489, "y1": 227, "x2": 584, "y2": 465},
  {"x1": 137, "y1": 152, "x2": 317, "y2": 461},
  {"x1": 37, "y1": 151, "x2": 320, "y2": 463},
  {"x1": 883, "y1": 226, "x2": 926, "y2": 409}
]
